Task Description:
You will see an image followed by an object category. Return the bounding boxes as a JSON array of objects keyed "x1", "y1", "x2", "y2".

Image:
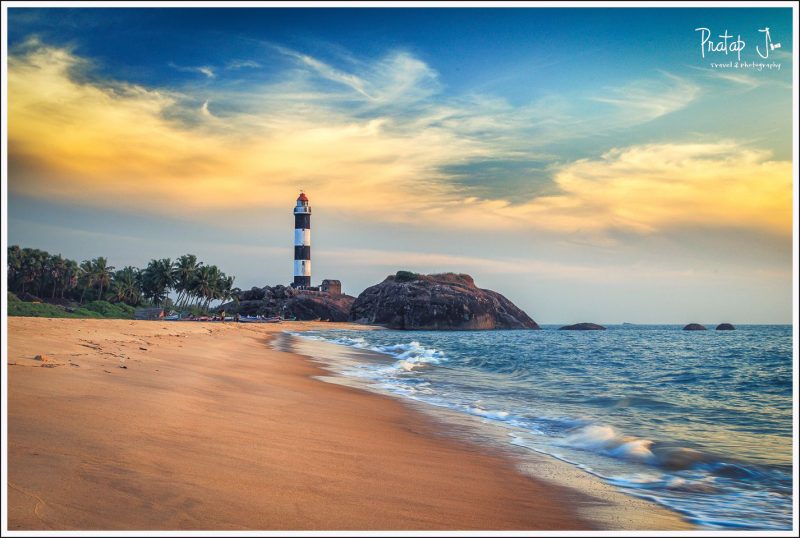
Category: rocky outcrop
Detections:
[
  {"x1": 349, "y1": 272, "x2": 539, "y2": 330},
  {"x1": 219, "y1": 284, "x2": 354, "y2": 321},
  {"x1": 715, "y1": 323, "x2": 736, "y2": 331},
  {"x1": 559, "y1": 322, "x2": 606, "y2": 331},
  {"x1": 282, "y1": 293, "x2": 355, "y2": 322},
  {"x1": 683, "y1": 323, "x2": 707, "y2": 331}
]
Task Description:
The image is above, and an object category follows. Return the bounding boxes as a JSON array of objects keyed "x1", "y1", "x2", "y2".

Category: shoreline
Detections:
[
  {"x1": 7, "y1": 317, "x2": 690, "y2": 530},
  {"x1": 283, "y1": 332, "x2": 695, "y2": 531}
]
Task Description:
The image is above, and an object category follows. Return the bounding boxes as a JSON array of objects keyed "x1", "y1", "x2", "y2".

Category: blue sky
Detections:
[
  {"x1": 7, "y1": 8, "x2": 792, "y2": 99},
  {"x1": 5, "y1": 6, "x2": 795, "y2": 323}
]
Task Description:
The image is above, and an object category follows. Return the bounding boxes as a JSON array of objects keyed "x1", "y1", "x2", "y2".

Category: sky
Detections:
[{"x1": 4, "y1": 6, "x2": 795, "y2": 324}]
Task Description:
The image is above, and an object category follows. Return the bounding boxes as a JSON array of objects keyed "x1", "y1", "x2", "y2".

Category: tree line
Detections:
[{"x1": 7, "y1": 246, "x2": 237, "y2": 312}]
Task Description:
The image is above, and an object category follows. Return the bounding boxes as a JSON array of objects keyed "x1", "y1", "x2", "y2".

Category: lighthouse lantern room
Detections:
[{"x1": 293, "y1": 192, "x2": 312, "y2": 288}]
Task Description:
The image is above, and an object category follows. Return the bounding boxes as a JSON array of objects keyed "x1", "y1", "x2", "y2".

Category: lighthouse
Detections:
[{"x1": 293, "y1": 192, "x2": 311, "y2": 288}]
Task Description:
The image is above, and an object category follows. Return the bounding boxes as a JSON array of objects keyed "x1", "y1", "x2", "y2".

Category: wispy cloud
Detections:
[
  {"x1": 169, "y1": 62, "x2": 216, "y2": 78},
  {"x1": 689, "y1": 63, "x2": 792, "y2": 93},
  {"x1": 590, "y1": 71, "x2": 701, "y2": 124},
  {"x1": 200, "y1": 99, "x2": 215, "y2": 118},
  {"x1": 226, "y1": 59, "x2": 261, "y2": 70},
  {"x1": 271, "y1": 44, "x2": 440, "y2": 107},
  {"x1": 275, "y1": 45, "x2": 372, "y2": 98},
  {"x1": 688, "y1": 65, "x2": 765, "y2": 92}
]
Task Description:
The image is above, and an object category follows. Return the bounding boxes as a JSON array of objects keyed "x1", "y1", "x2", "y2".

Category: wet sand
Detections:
[{"x1": 6, "y1": 317, "x2": 691, "y2": 530}]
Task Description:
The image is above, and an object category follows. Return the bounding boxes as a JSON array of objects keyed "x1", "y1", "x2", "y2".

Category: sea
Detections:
[{"x1": 285, "y1": 324, "x2": 794, "y2": 530}]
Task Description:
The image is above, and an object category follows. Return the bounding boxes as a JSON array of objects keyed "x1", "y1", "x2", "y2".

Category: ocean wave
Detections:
[
  {"x1": 562, "y1": 424, "x2": 657, "y2": 464},
  {"x1": 297, "y1": 332, "x2": 449, "y2": 372},
  {"x1": 605, "y1": 473, "x2": 721, "y2": 494},
  {"x1": 467, "y1": 406, "x2": 510, "y2": 420},
  {"x1": 559, "y1": 424, "x2": 770, "y2": 483},
  {"x1": 329, "y1": 335, "x2": 371, "y2": 348},
  {"x1": 372, "y1": 341, "x2": 447, "y2": 366}
]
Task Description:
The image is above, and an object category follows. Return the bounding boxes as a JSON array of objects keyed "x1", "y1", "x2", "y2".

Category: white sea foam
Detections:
[
  {"x1": 562, "y1": 424, "x2": 657, "y2": 464},
  {"x1": 468, "y1": 407, "x2": 510, "y2": 420},
  {"x1": 373, "y1": 341, "x2": 447, "y2": 368},
  {"x1": 326, "y1": 337, "x2": 450, "y2": 372},
  {"x1": 331, "y1": 335, "x2": 370, "y2": 348}
]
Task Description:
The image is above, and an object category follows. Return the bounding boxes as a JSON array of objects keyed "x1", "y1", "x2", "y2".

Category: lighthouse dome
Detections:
[{"x1": 297, "y1": 192, "x2": 309, "y2": 202}]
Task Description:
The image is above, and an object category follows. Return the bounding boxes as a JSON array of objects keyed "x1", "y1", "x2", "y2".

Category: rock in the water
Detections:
[
  {"x1": 349, "y1": 272, "x2": 539, "y2": 330},
  {"x1": 715, "y1": 323, "x2": 736, "y2": 331},
  {"x1": 559, "y1": 322, "x2": 606, "y2": 331},
  {"x1": 683, "y1": 323, "x2": 707, "y2": 331}
]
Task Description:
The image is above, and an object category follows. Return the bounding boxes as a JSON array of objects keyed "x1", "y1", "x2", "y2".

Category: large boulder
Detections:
[
  {"x1": 715, "y1": 323, "x2": 735, "y2": 330},
  {"x1": 218, "y1": 285, "x2": 353, "y2": 321},
  {"x1": 559, "y1": 322, "x2": 606, "y2": 331},
  {"x1": 349, "y1": 272, "x2": 539, "y2": 330},
  {"x1": 282, "y1": 293, "x2": 354, "y2": 322}
]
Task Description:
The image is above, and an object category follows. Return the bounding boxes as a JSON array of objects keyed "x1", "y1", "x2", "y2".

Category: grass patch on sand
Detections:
[{"x1": 7, "y1": 293, "x2": 135, "y2": 319}]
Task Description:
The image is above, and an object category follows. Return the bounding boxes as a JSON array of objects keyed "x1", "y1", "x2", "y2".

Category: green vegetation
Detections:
[
  {"x1": 7, "y1": 246, "x2": 240, "y2": 318},
  {"x1": 7, "y1": 292, "x2": 102, "y2": 318},
  {"x1": 394, "y1": 270, "x2": 420, "y2": 282},
  {"x1": 83, "y1": 300, "x2": 136, "y2": 318}
]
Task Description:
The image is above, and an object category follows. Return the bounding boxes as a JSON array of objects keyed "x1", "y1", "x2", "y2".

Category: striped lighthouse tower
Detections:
[{"x1": 293, "y1": 192, "x2": 311, "y2": 288}]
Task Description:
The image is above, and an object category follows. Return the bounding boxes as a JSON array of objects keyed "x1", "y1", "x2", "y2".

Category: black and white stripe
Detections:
[{"x1": 293, "y1": 193, "x2": 311, "y2": 288}]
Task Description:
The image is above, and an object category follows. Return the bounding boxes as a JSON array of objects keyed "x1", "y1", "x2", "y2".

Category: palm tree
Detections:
[
  {"x1": 7, "y1": 246, "x2": 22, "y2": 293},
  {"x1": 92, "y1": 257, "x2": 115, "y2": 302},
  {"x1": 20, "y1": 248, "x2": 46, "y2": 296},
  {"x1": 227, "y1": 286, "x2": 242, "y2": 313},
  {"x1": 32, "y1": 249, "x2": 49, "y2": 297},
  {"x1": 172, "y1": 254, "x2": 198, "y2": 309},
  {"x1": 207, "y1": 266, "x2": 223, "y2": 310},
  {"x1": 112, "y1": 266, "x2": 142, "y2": 305},
  {"x1": 189, "y1": 264, "x2": 220, "y2": 311},
  {"x1": 79, "y1": 260, "x2": 95, "y2": 304},
  {"x1": 62, "y1": 260, "x2": 79, "y2": 299},
  {"x1": 183, "y1": 263, "x2": 201, "y2": 308},
  {"x1": 48, "y1": 254, "x2": 67, "y2": 299},
  {"x1": 217, "y1": 274, "x2": 235, "y2": 306},
  {"x1": 141, "y1": 258, "x2": 174, "y2": 306}
]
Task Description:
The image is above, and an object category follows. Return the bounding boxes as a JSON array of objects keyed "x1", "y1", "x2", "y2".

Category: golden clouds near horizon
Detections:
[
  {"x1": 542, "y1": 144, "x2": 792, "y2": 236},
  {"x1": 8, "y1": 43, "x2": 793, "y2": 238}
]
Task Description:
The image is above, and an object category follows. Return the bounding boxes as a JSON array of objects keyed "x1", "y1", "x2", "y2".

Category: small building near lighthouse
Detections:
[{"x1": 321, "y1": 279, "x2": 341, "y2": 296}]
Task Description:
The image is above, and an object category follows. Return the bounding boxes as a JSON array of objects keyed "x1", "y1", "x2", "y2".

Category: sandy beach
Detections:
[{"x1": 6, "y1": 317, "x2": 690, "y2": 531}]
